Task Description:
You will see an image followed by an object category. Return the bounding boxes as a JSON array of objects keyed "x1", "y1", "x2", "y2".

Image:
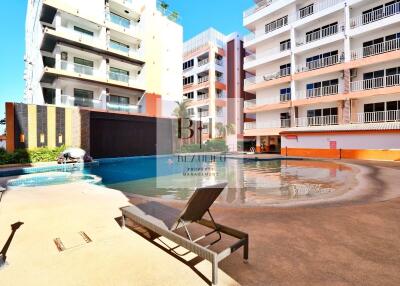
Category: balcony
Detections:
[
  {"x1": 244, "y1": 119, "x2": 291, "y2": 130},
  {"x1": 350, "y1": 74, "x2": 400, "y2": 92},
  {"x1": 351, "y1": 38, "x2": 400, "y2": 61},
  {"x1": 244, "y1": 45, "x2": 291, "y2": 69},
  {"x1": 243, "y1": 0, "x2": 277, "y2": 18},
  {"x1": 198, "y1": 76, "x2": 209, "y2": 84},
  {"x1": 296, "y1": 23, "x2": 341, "y2": 47},
  {"x1": 60, "y1": 60, "x2": 95, "y2": 76},
  {"x1": 60, "y1": 95, "x2": 102, "y2": 109},
  {"x1": 350, "y1": 2, "x2": 400, "y2": 29},
  {"x1": 244, "y1": 67, "x2": 291, "y2": 90},
  {"x1": 297, "y1": 0, "x2": 344, "y2": 20},
  {"x1": 296, "y1": 53, "x2": 343, "y2": 73},
  {"x1": 105, "y1": 12, "x2": 141, "y2": 37},
  {"x1": 197, "y1": 93, "x2": 209, "y2": 100},
  {"x1": 244, "y1": 16, "x2": 291, "y2": 47},
  {"x1": 199, "y1": 111, "x2": 209, "y2": 117},
  {"x1": 356, "y1": 110, "x2": 400, "y2": 123},
  {"x1": 296, "y1": 84, "x2": 341, "y2": 100},
  {"x1": 296, "y1": 115, "x2": 338, "y2": 127},
  {"x1": 106, "y1": 102, "x2": 139, "y2": 113},
  {"x1": 244, "y1": 99, "x2": 256, "y2": 109}
]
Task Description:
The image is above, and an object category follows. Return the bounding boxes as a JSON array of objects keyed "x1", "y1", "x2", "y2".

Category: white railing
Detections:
[
  {"x1": 108, "y1": 71, "x2": 129, "y2": 83},
  {"x1": 244, "y1": 67, "x2": 291, "y2": 87},
  {"x1": 60, "y1": 60, "x2": 94, "y2": 76},
  {"x1": 245, "y1": 119, "x2": 291, "y2": 129},
  {"x1": 60, "y1": 95, "x2": 102, "y2": 109},
  {"x1": 198, "y1": 76, "x2": 209, "y2": 84},
  {"x1": 244, "y1": 100, "x2": 256, "y2": 109},
  {"x1": 243, "y1": 0, "x2": 276, "y2": 18},
  {"x1": 296, "y1": 115, "x2": 338, "y2": 127},
  {"x1": 296, "y1": 53, "x2": 342, "y2": 72},
  {"x1": 265, "y1": 16, "x2": 288, "y2": 34},
  {"x1": 106, "y1": 102, "x2": 139, "y2": 113},
  {"x1": 356, "y1": 110, "x2": 400, "y2": 123},
  {"x1": 297, "y1": 23, "x2": 340, "y2": 46},
  {"x1": 350, "y1": 74, "x2": 400, "y2": 91},
  {"x1": 197, "y1": 93, "x2": 209, "y2": 100},
  {"x1": 244, "y1": 46, "x2": 290, "y2": 65},
  {"x1": 351, "y1": 38, "x2": 400, "y2": 60},
  {"x1": 198, "y1": 58, "x2": 209, "y2": 67},
  {"x1": 199, "y1": 111, "x2": 209, "y2": 117},
  {"x1": 297, "y1": 0, "x2": 343, "y2": 20},
  {"x1": 350, "y1": 2, "x2": 400, "y2": 29},
  {"x1": 297, "y1": 84, "x2": 340, "y2": 99},
  {"x1": 280, "y1": 41, "x2": 291, "y2": 51},
  {"x1": 280, "y1": 92, "x2": 291, "y2": 102}
]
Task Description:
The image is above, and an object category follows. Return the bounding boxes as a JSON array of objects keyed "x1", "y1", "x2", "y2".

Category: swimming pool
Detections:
[{"x1": 4, "y1": 155, "x2": 358, "y2": 206}]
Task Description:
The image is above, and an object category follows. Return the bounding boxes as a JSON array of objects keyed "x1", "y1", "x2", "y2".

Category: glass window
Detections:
[
  {"x1": 74, "y1": 57, "x2": 93, "y2": 67},
  {"x1": 74, "y1": 26, "x2": 93, "y2": 36},
  {"x1": 74, "y1": 89, "x2": 94, "y2": 108}
]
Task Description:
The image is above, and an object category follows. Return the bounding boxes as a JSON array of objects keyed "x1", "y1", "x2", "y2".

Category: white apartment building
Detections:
[
  {"x1": 24, "y1": 0, "x2": 182, "y2": 117},
  {"x1": 243, "y1": 0, "x2": 400, "y2": 155},
  {"x1": 183, "y1": 28, "x2": 246, "y2": 149}
]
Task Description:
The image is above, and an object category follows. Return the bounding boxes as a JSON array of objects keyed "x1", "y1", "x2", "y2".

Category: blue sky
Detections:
[{"x1": 0, "y1": 0, "x2": 252, "y2": 133}]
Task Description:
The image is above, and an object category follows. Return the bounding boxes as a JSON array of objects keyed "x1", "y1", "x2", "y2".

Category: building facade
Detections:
[
  {"x1": 243, "y1": 0, "x2": 400, "y2": 154},
  {"x1": 24, "y1": 0, "x2": 182, "y2": 117},
  {"x1": 182, "y1": 28, "x2": 248, "y2": 150}
]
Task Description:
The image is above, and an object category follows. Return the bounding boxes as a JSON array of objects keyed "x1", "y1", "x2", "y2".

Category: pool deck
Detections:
[{"x1": 1, "y1": 159, "x2": 400, "y2": 285}]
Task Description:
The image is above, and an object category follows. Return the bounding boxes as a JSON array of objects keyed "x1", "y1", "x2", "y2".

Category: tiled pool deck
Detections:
[{"x1": 1, "y1": 159, "x2": 400, "y2": 285}]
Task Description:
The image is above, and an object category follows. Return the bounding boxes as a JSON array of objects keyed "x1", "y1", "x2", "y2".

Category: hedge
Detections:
[
  {"x1": 0, "y1": 146, "x2": 66, "y2": 165},
  {"x1": 177, "y1": 139, "x2": 228, "y2": 153}
]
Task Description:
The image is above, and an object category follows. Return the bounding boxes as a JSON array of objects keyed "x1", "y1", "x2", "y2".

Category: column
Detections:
[
  {"x1": 54, "y1": 46, "x2": 61, "y2": 69},
  {"x1": 55, "y1": 88, "x2": 62, "y2": 105},
  {"x1": 256, "y1": 136, "x2": 261, "y2": 153},
  {"x1": 100, "y1": 89, "x2": 108, "y2": 110}
]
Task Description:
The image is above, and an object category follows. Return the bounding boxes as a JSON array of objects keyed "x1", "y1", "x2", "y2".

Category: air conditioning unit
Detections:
[{"x1": 350, "y1": 69, "x2": 357, "y2": 78}]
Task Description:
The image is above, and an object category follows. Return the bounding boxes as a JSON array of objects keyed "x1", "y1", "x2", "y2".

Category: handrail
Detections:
[
  {"x1": 296, "y1": 115, "x2": 338, "y2": 127},
  {"x1": 351, "y1": 74, "x2": 400, "y2": 91},
  {"x1": 351, "y1": 38, "x2": 400, "y2": 60},
  {"x1": 350, "y1": 2, "x2": 400, "y2": 29},
  {"x1": 356, "y1": 110, "x2": 400, "y2": 123}
]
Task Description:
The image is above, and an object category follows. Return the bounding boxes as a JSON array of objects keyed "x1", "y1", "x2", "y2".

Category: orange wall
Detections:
[
  {"x1": 281, "y1": 148, "x2": 400, "y2": 161},
  {"x1": 144, "y1": 93, "x2": 161, "y2": 117}
]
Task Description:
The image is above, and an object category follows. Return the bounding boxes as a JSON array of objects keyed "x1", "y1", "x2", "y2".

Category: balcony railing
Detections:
[
  {"x1": 245, "y1": 67, "x2": 291, "y2": 87},
  {"x1": 297, "y1": 0, "x2": 343, "y2": 20},
  {"x1": 198, "y1": 58, "x2": 209, "y2": 67},
  {"x1": 216, "y1": 76, "x2": 224, "y2": 82},
  {"x1": 280, "y1": 92, "x2": 291, "y2": 102},
  {"x1": 244, "y1": 100, "x2": 256, "y2": 109},
  {"x1": 109, "y1": 41, "x2": 130, "y2": 53},
  {"x1": 296, "y1": 54, "x2": 342, "y2": 72},
  {"x1": 243, "y1": 0, "x2": 276, "y2": 18},
  {"x1": 351, "y1": 38, "x2": 400, "y2": 60},
  {"x1": 108, "y1": 71, "x2": 129, "y2": 83},
  {"x1": 215, "y1": 59, "x2": 223, "y2": 66},
  {"x1": 244, "y1": 46, "x2": 291, "y2": 65},
  {"x1": 356, "y1": 110, "x2": 400, "y2": 123},
  {"x1": 107, "y1": 12, "x2": 132, "y2": 29},
  {"x1": 60, "y1": 60, "x2": 94, "y2": 76},
  {"x1": 60, "y1": 95, "x2": 102, "y2": 109},
  {"x1": 197, "y1": 93, "x2": 209, "y2": 100},
  {"x1": 350, "y1": 2, "x2": 400, "y2": 29},
  {"x1": 350, "y1": 74, "x2": 400, "y2": 91},
  {"x1": 296, "y1": 115, "x2": 338, "y2": 127},
  {"x1": 198, "y1": 76, "x2": 209, "y2": 84},
  {"x1": 244, "y1": 119, "x2": 291, "y2": 130},
  {"x1": 199, "y1": 111, "x2": 209, "y2": 117},
  {"x1": 297, "y1": 84, "x2": 340, "y2": 99},
  {"x1": 297, "y1": 23, "x2": 341, "y2": 46},
  {"x1": 265, "y1": 16, "x2": 289, "y2": 34},
  {"x1": 106, "y1": 102, "x2": 139, "y2": 113}
]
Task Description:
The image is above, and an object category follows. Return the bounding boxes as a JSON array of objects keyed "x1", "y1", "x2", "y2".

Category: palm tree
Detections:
[
  {"x1": 215, "y1": 122, "x2": 235, "y2": 138},
  {"x1": 173, "y1": 100, "x2": 189, "y2": 119},
  {"x1": 159, "y1": 1, "x2": 169, "y2": 14}
]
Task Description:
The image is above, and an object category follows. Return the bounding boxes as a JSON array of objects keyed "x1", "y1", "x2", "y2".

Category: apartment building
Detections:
[
  {"x1": 24, "y1": 0, "x2": 182, "y2": 117},
  {"x1": 243, "y1": 0, "x2": 400, "y2": 156},
  {"x1": 182, "y1": 28, "x2": 248, "y2": 150}
]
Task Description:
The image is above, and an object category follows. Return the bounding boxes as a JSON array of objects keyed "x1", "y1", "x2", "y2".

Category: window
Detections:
[
  {"x1": 183, "y1": 59, "x2": 194, "y2": 70},
  {"x1": 109, "y1": 12, "x2": 130, "y2": 28},
  {"x1": 386, "y1": 66, "x2": 400, "y2": 85},
  {"x1": 280, "y1": 112, "x2": 290, "y2": 127},
  {"x1": 183, "y1": 75, "x2": 194, "y2": 86},
  {"x1": 280, "y1": 39, "x2": 291, "y2": 51},
  {"x1": 280, "y1": 88, "x2": 291, "y2": 101},
  {"x1": 109, "y1": 67, "x2": 129, "y2": 83},
  {"x1": 73, "y1": 57, "x2": 93, "y2": 75},
  {"x1": 363, "y1": 100, "x2": 400, "y2": 122},
  {"x1": 307, "y1": 108, "x2": 338, "y2": 125},
  {"x1": 306, "y1": 50, "x2": 339, "y2": 70},
  {"x1": 306, "y1": 79, "x2": 339, "y2": 97},
  {"x1": 110, "y1": 39, "x2": 129, "y2": 53},
  {"x1": 74, "y1": 89, "x2": 94, "y2": 108},
  {"x1": 363, "y1": 69, "x2": 385, "y2": 89},
  {"x1": 74, "y1": 57, "x2": 93, "y2": 67},
  {"x1": 265, "y1": 15, "x2": 288, "y2": 34},
  {"x1": 73, "y1": 26, "x2": 94, "y2": 36},
  {"x1": 108, "y1": 95, "x2": 129, "y2": 105},
  {"x1": 188, "y1": 108, "x2": 194, "y2": 116},
  {"x1": 280, "y1": 63, "x2": 291, "y2": 76},
  {"x1": 305, "y1": 22, "x2": 338, "y2": 43},
  {"x1": 299, "y1": 4, "x2": 314, "y2": 18},
  {"x1": 184, "y1": 92, "x2": 194, "y2": 99}
]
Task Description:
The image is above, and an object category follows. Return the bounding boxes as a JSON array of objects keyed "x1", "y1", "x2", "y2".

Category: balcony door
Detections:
[
  {"x1": 74, "y1": 89, "x2": 94, "y2": 108},
  {"x1": 73, "y1": 57, "x2": 94, "y2": 75},
  {"x1": 108, "y1": 95, "x2": 130, "y2": 112}
]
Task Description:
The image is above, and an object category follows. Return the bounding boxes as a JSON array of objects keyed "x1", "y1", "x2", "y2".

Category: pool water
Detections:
[{"x1": 85, "y1": 156, "x2": 357, "y2": 206}]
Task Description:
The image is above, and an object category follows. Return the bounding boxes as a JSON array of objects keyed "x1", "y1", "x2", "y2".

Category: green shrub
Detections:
[
  {"x1": 177, "y1": 139, "x2": 228, "y2": 153},
  {"x1": 0, "y1": 146, "x2": 66, "y2": 165}
]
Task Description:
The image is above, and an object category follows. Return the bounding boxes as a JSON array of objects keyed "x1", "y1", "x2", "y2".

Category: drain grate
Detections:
[{"x1": 53, "y1": 231, "x2": 92, "y2": 252}]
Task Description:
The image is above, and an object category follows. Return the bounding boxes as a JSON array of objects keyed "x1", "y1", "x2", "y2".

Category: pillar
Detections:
[{"x1": 256, "y1": 136, "x2": 261, "y2": 153}]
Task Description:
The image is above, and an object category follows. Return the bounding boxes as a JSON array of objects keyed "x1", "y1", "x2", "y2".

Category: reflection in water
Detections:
[{"x1": 102, "y1": 158, "x2": 357, "y2": 206}]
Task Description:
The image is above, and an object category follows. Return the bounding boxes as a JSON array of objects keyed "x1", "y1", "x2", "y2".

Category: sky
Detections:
[{"x1": 0, "y1": 0, "x2": 253, "y2": 133}]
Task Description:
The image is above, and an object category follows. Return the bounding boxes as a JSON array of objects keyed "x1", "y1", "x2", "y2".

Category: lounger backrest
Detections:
[{"x1": 178, "y1": 182, "x2": 227, "y2": 223}]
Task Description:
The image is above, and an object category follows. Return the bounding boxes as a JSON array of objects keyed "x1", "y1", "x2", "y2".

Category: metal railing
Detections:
[
  {"x1": 108, "y1": 71, "x2": 130, "y2": 83},
  {"x1": 265, "y1": 16, "x2": 288, "y2": 34},
  {"x1": 60, "y1": 60, "x2": 94, "y2": 76},
  {"x1": 297, "y1": 23, "x2": 340, "y2": 46},
  {"x1": 297, "y1": 84, "x2": 340, "y2": 99},
  {"x1": 244, "y1": 119, "x2": 291, "y2": 129},
  {"x1": 106, "y1": 102, "x2": 139, "y2": 113},
  {"x1": 198, "y1": 76, "x2": 209, "y2": 84},
  {"x1": 297, "y1": 0, "x2": 343, "y2": 19},
  {"x1": 356, "y1": 110, "x2": 400, "y2": 123},
  {"x1": 350, "y1": 2, "x2": 400, "y2": 28},
  {"x1": 351, "y1": 38, "x2": 400, "y2": 60},
  {"x1": 297, "y1": 54, "x2": 342, "y2": 72},
  {"x1": 350, "y1": 74, "x2": 400, "y2": 91},
  {"x1": 244, "y1": 46, "x2": 290, "y2": 65},
  {"x1": 296, "y1": 115, "x2": 338, "y2": 127},
  {"x1": 244, "y1": 67, "x2": 291, "y2": 87},
  {"x1": 280, "y1": 92, "x2": 291, "y2": 102},
  {"x1": 198, "y1": 58, "x2": 209, "y2": 67},
  {"x1": 197, "y1": 93, "x2": 209, "y2": 100},
  {"x1": 243, "y1": 0, "x2": 276, "y2": 18}
]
